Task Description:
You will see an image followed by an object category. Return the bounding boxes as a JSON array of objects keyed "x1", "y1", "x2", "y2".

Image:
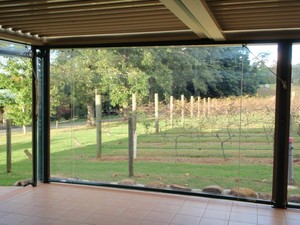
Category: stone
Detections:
[
  {"x1": 118, "y1": 179, "x2": 137, "y2": 185},
  {"x1": 145, "y1": 181, "x2": 168, "y2": 189},
  {"x1": 202, "y1": 185, "x2": 223, "y2": 194},
  {"x1": 14, "y1": 179, "x2": 32, "y2": 187},
  {"x1": 288, "y1": 195, "x2": 300, "y2": 203},
  {"x1": 170, "y1": 184, "x2": 191, "y2": 192},
  {"x1": 258, "y1": 192, "x2": 272, "y2": 200},
  {"x1": 229, "y1": 188, "x2": 257, "y2": 198}
]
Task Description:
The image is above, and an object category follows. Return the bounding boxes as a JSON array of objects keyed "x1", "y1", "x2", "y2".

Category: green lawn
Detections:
[{"x1": 1, "y1": 114, "x2": 300, "y2": 199}]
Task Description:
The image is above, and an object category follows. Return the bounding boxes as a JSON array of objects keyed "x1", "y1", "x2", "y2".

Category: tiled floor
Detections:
[{"x1": 0, "y1": 183, "x2": 299, "y2": 225}]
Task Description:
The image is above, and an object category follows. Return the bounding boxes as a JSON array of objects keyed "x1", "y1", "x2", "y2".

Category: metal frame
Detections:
[
  {"x1": 31, "y1": 47, "x2": 50, "y2": 184},
  {"x1": 43, "y1": 41, "x2": 294, "y2": 208},
  {"x1": 272, "y1": 41, "x2": 293, "y2": 208},
  {"x1": 0, "y1": 39, "x2": 294, "y2": 208}
]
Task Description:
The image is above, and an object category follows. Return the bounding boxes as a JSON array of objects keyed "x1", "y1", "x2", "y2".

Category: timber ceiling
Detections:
[{"x1": 0, "y1": 0, "x2": 300, "y2": 46}]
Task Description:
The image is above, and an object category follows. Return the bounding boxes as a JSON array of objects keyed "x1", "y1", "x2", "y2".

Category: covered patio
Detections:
[
  {"x1": 0, "y1": 183, "x2": 300, "y2": 225},
  {"x1": 1, "y1": 1, "x2": 300, "y2": 221}
]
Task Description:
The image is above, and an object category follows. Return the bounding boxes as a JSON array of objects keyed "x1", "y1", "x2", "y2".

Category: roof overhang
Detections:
[{"x1": 0, "y1": 0, "x2": 300, "y2": 47}]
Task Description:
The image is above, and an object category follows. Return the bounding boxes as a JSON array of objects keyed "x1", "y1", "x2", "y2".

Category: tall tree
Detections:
[
  {"x1": 0, "y1": 57, "x2": 32, "y2": 134},
  {"x1": 51, "y1": 49, "x2": 149, "y2": 124}
]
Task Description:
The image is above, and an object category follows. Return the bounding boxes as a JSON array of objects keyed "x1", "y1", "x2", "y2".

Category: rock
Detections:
[
  {"x1": 145, "y1": 181, "x2": 168, "y2": 189},
  {"x1": 229, "y1": 188, "x2": 257, "y2": 198},
  {"x1": 202, "y1": 185, "x2": 223, "y2": 194},
  {"x1": 258, "y1": 192, "x2": 272, "y2": 200},
  {"x1": 288, "y1": 195, "x2": 300, "y2": 203},
  {"x1": 170, "y1": 184, "x2": 191, "y2": 192},
  {"x1": 118, "y1": 179, "x2": 136, "y2": 185},
  {"x1": 14, "y1": 179, "x2": 32, "y2": 187}
]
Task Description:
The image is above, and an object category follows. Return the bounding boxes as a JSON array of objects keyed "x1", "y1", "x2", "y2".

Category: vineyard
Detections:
[
  {"x1": 1, "y1": 94, "x2": 300, "y2": 201},
  {"x1": 49, "y1": 95, "x2": 300, "y2": 201}
]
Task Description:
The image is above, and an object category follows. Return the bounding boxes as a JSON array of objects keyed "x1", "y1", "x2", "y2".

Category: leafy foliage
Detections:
[{"x1": 0, "y1": 57, "x2": 32, "y2": 127}]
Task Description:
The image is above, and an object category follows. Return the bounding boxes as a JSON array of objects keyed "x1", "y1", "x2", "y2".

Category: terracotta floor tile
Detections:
[
  {"x1": 119, "y1": 208, "x2": 150, "y2": 219},
  {"x1": 152, "y1": 203, "x2": 181, "y2": 213},
  {"x1": 1, "y1": 183, "x2": 300, "y2": 225},
  {"x1": 286, "y1": 218, "x2": 300, "y2": 225},
  {"x1": 82, "y1": 214, "x2": 114, "y2": 225},
  {"x1": 177, "y1": 205, "x2": 205, "y2": 217},
  {"x1": 232, "y1": 205, "x2": 258, "y2": 214},
  {"x1": 58, "y1": 210, "x2": 90, "y2": 223},
  {"x1": 0, "y1": 212, "x2": 8, "y2": 218},
  {"x1": 0, "y1": 202, "x2": 26, "y2": 213},
  {"x1": 0, "y1": 213, "x2": 29, "y2": 225},
  {"x1": 97, "y1": 205, "x2": 126, "y2": 216},
  {"x1": 228, "y1": 222, "x2": 256, "y2": 225},
  {"x1": 257, "y1": 207, "x2": 285, "y2": 218},
  {"x1": 203, "y1": 208, "x2": 231, "y2": 220},
  {"x1": 109, "y1": 217, "x2": 142, "y2": 225},
  {"x1": 285, "y1": 210, "x2": 300, "y2": 220},
  {"x1": 170, "y1": 214, "x2": 201, "y2": 225},
  {"x1": 129, "y1": 200, "x2": 158, "y2": 210},
  {"x1": 199, "y1": 218, "x2": 229, "y2": 225},
  {"x1": 230, "y1": 211, "x2": 258, "y2": 224},
  {"x1": 258, "y1": 215, "x2": 287, "y2": 225},
  {"x1": 140, "y1": 220, "x2": 169, "y2": 225},
  {"x1": 144, "y1": 211, "x2": 175, "y2": 223},
  {"x1": 18, "y1": 216, "x2": 54, "y2": 225},
  {"x1": 183, "y1": 200, "x2": 208, "y2": 209}
]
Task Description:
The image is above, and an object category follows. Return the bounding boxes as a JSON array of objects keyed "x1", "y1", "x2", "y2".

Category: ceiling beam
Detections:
[
  {"x1": 160, "y1": 0, "x2": 206, "y2": 39},
  {"x1": 160, "y1": 0, "x2": 225, "y2": 41},
  {"x1": 182, "y1": 0, "x2": 224, "y2": 40}
]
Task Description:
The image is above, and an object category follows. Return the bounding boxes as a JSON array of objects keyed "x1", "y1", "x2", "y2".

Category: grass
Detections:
[{"x1": 1, "y1": 111, "x2": 300, "y2": 199}]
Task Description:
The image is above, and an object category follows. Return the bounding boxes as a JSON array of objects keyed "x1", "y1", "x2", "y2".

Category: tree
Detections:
[
  {"x1": 115, "y1": 48, "x2": 172, "y2": 102},
  {"x1": 0, "y1": 57, "x2": 32, "y2": 134},
  {"x1": 51, "y1": 49, "x2": 149, "y2": 124}
]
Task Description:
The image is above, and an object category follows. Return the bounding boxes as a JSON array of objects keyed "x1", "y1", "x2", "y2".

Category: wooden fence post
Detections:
[
  {"x1": 128, "y1": 117, "x2": 134, "y2": 177},
  {"x1": 203, "y1": 98, "x2": 206, "y2": 116},
  {"x1": 207, "y1": 97, "x2": 211, "y2": 116},
  {"x1": 181, "y1": 94, "x2": 185, "y2": 127},
  {"x1": 197, "y1": 96, "x2": 201, "y2": 118},
  {"x1": 96, "y1": 93, "x2": 102, "y2": 158},
  {"x1": 170, "y1": 96, "x2": 173, "y2": 128},
  {"x1": 6, "y1": 119, "x2": 11, "y2": 173},
  {"x1": 132, "y1": 93, "x2": 137, "y2": 159},
  {"x1": 155, "y1": 93, "x2": 159, "y2": 133},
  {"x1": 190, "y1": 96, "x2": 194, "y2": 120}
]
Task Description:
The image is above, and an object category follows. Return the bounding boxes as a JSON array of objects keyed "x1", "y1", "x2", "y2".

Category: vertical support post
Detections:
[
  {"x1": 132, "y1": 93, "x2": 137, "y2": 159},
  {"x1": 128, "y1": 117, "x2": 134, "y2": 177},
  {"x1": 190, "y1": 96, "x2": 194, "y2": 120},
  {"x1": 34, "y1": 47, "x2": 50, "y2": 183},
  {"x1": 181, "y1": 94, "x2": 185, "y2": 127},
  {"x1": 197, "y1": 96, "x2": 200, "y2": 118},
  {"x1": 272, "y1": 41, "x2": 292, "y2": 208},
  {"x1": 155, "y1": 93, "x2": 159, "y2": 133},
  {"x1": 44, "y1": 48, "x2": 51, "y2": 183},
  {"x1": 32, "y1": 47, "x2": 37, "y2": 186},
  {"x1": 96, "y1": 93, "x2": 102, "y2": 158},
  {"x1": 207, "y1": 97, "x2": 211, "y2": 116},
  {"x1": 170, "y1": 96, "x2": 173, "y2": 128},
  {"x1": 6, "y1": 119, "x2": 11, "y2": 173},
  {"x1": 203, "y1": 98, "x2": 206, "y2": 116}
]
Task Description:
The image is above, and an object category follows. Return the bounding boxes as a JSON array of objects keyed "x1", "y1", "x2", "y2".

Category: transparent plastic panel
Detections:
[
  {"x1": 0, "y1": 55, "x2": 32, "y2": 186},
  {"x1": 50, "y1": 45, "x2": 276, "y2": 201},
  {"x1": 289, "y1": 43, "x2": 300, "y2": 205}
]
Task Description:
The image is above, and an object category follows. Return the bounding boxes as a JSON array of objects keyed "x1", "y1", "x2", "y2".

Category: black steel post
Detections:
[
  {"x1": 32, "y1": 47, "x2": 37, "y2": 186},
  {"x1": 272, "y1": 41, "x2": 292, "y2": 208},
  {"x1": 42, "y1": 48, "x2": 51, "y2": 183}
]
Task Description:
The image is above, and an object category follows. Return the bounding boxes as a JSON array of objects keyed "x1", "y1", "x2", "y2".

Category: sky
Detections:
[{"x1": 248, "y1": 44, "x2": 300, "y2": 65}]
